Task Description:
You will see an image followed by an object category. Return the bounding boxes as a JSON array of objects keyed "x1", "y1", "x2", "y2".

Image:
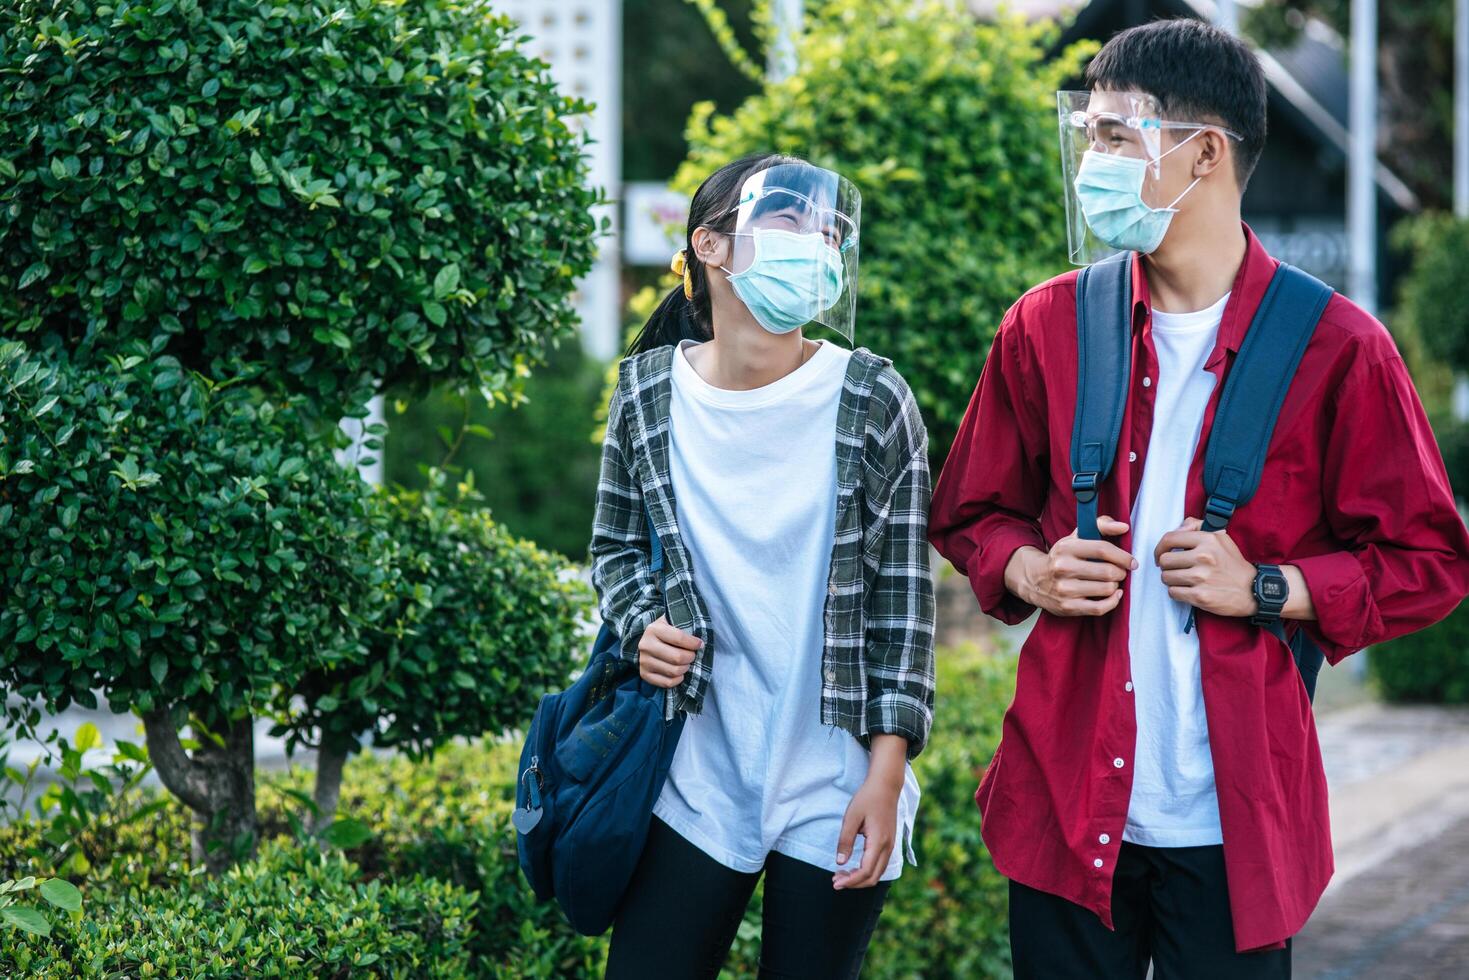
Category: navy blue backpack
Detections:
[
  {"x1": 513, "y1": 509, "x2": 685, "y2": 936},
  {"x1": 1071, "y1": 253, "x2": 1334, "y2": 700}
]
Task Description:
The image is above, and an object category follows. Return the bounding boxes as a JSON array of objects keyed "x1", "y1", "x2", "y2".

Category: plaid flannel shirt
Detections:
[{"x1": 590, "y1": 345, "x2": 936, "y2": 758}]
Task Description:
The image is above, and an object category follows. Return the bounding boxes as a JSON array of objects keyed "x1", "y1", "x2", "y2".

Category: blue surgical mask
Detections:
[
  {"x1": 1073, "y1": 133, "x2": 1202, "y2": 254},
  {"x1": 724, "y1": 228, "x2": 844, "y2": 335}
]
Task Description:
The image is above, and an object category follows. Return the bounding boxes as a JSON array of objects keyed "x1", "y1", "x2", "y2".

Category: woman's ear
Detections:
[{"x1": 691, "y1": 226, "x2": 729, "y2": 270}]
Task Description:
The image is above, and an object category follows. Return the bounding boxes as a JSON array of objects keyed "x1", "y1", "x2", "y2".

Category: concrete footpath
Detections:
[{"x1": 1296, "y1": 699, "x2": 1469, "y2": 978}]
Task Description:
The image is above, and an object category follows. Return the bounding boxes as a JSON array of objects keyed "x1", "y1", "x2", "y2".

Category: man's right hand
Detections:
[
  {"x1": 1003, "y1": 516, "x2": 1137, "y2": 617},
  {"x1": 637, "y1": 615, "x2": 704, "y2": 688}
]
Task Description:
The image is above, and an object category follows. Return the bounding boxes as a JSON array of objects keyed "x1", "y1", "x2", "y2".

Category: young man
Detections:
[{"x1": 930, "y1": 18, "x2": 1469, "y2": 978}]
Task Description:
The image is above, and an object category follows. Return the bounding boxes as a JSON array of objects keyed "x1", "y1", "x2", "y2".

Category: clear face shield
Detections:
[
  {"x1": 713, "y1": 163, "x2": 861, "y2": 340},
  {"x1": 1057, "y1": 90, "x2": 1241, "y2": 265}
]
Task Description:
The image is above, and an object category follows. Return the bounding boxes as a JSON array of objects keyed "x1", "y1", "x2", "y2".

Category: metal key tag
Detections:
[{"x1": 514, "y1": 758, "x2": 544, "y2": 834}]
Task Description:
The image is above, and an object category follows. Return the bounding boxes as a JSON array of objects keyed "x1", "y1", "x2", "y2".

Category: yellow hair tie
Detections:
[{"x1": 670, "y1": 249, "x2": 693, "y2": 300}]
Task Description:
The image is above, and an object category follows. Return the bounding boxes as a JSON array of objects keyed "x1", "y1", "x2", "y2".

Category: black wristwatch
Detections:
[{"x1": 1251, "y1": 564, "x2": 1288, "y2": 626}]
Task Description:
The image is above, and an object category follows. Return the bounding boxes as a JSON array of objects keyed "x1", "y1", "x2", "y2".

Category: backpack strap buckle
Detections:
[
  {"x1": 1073, "y1": 472, "x2": 1101, "y2": 540},
  {"x1": 1202, "y1": 495, "x2": 1235, "y2": 532}
]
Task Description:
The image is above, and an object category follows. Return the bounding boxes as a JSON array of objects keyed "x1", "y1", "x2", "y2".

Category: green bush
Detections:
[
  {"x1": 1393, "y1": 213, "x2": 1469, "y2": 376},
  {"x1": 2, "y1": 646, "x2": 1017, "y2": 978},
  {"x1": 1371, "y1": 602, "x2": 1469, "y2": 704},
  {"x1": 0, "y1": 0, "x2": 600, "y2": 415},
  {"x1": 0, "y1": 339, "x2": 389, "y2": 722},
  {"x1": 278, "y1": 468, "x2": 591, "y2": 764},
  {"x1": 1, "y1": 0, "x2": 603, "y2": 875},
  {"x1": 383, "y1": 340, "x2": 607, "y2": 560},
  {"x1": 1, "y1": 842, "x2": 477, "y2": 978},
  {"x1": 675, "y1": 0, "x2": 1093, "y2": 462}
]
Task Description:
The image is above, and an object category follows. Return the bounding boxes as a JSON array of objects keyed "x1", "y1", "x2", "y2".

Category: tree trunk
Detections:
[
  {"x1": 141, "y1": 709, "x2": 258, "y2": 875},
  {"x1": 312, "y1": 741, "x2": 348, "y2": 840}
]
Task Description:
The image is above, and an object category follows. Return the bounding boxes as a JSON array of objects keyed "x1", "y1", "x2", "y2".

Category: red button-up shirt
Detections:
[{"x1": 929, "y1": 226, "x2": 1469, "y2": 952}]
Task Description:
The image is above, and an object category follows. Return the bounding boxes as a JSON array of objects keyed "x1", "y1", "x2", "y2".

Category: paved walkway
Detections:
[{"x1": 1296, "y1": 701, "x2": 1469, "y2": 978}]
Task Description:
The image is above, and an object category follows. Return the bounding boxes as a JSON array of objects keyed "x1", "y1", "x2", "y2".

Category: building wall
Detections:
[{"x1": 498, "y1": 1, "x2": 623, "y2": 361}]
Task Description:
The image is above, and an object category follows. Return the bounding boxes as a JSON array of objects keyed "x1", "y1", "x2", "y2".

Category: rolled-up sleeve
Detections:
[
  {"x1": 589, "y1": 384, "x2": 661, "y2": 662},
  {"x1": 930, "y1": 308, "x2": 1049, "y2": 625},
  {"x1": 865, "y1": 441, "x2": 936, "y2": 760},
  {"x1": 1296, "y1": 354, "x2": 1469, "y2": 663}
]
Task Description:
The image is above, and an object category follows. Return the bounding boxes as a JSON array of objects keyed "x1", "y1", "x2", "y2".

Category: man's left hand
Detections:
[{"x1": 1155, "y1": 517, "x2": 1258, "y2": 618}]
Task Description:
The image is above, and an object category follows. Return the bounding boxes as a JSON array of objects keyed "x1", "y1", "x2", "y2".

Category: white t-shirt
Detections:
[
  {"x1": 1123, "y1": 293, "x2": 1229, "y2": 848},
  {"x1": 654, "y1": 339, "x2": 920, "y2": 880}
]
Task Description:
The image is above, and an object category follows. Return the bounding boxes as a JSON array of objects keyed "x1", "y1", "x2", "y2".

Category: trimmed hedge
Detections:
[
  {"x1": 2, "y1": 646, "x2": 1017, "y2": 978},
  {"x1": 1391, "y1": 212, "x2": 1469, "y2": 379},
  {"x1": 1371, "y1": 602, "x2": 1469, "y2": 704},
  {"x1": 1, "y1": 842, "x2": 477, "y2": 978},
  {"x1": 0, "y1": 339, "x2": 390, "y2": 722},
  {"x1": 278, "y1": 468, "x2": 592, "y2": 765},
  {"x1": 0, "y1": 0, "x2": 600, "y2": 414}
]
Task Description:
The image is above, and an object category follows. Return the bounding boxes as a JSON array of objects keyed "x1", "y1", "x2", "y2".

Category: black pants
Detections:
[
  {"x1": 606, "y1": 817, "x2": 891, "y2": 979},
  {"x1": 1009, "y1": 842, "x2": 1291, "y2": 979}
]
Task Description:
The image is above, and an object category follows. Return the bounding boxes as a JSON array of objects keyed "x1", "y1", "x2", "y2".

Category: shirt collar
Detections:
[{"x1": 1128, "y1": 222, "x2": 1278, "y2": 362}]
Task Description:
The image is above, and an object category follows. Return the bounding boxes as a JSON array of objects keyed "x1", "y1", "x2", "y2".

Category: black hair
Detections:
[
  {"x1": 626, "y1": 152, "x2": 804, "y2": 357},
  {"x1": 1084, "y1": 18, "x2": 1268, "y2": 189}
]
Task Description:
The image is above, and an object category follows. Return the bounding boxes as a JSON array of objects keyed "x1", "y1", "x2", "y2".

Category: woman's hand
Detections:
[
  {"x1": 833, "y1": 734, "x2": 907, "y2": 890},
  {"x1": 636, "y1": 615, "x2": 703, "y2": 688}
]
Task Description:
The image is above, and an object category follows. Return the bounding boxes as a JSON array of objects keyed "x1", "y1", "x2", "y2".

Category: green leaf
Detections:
[
  {"x1": 38, "y1": 878, "x2": 81, "y2": 913},
  {"x1": 149, "y1": 653, "x2": 168, "y2": 685},
  {"x1": 422, "y1": 300, "x2": 447, "y2": 326},
  {"x1": 74, "y1": 722, "x2": 100, "y2": 753},
  {"x1": 202, "y1": 78, "x2": 221, "y2": 98},
  {"x1": 1, "y1": 905, "x2": 49, "y2": 936},
  {"x1": 433, "y1": 263, "x2": 460, "y2": 299},
  {"x1": 18, "y1": 261, "x2": 49, "y2": 290},
  {"x1": 321, "y1": 818, "x2": 373, "y2": 849},
  {"x1": 49, "y1": 158, "x2": 67, "y2": 180}
]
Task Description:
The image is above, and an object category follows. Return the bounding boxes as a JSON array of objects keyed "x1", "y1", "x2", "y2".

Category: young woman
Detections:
[{"x1": 591, "y1": 153, "x2": 935, "y2": 978}]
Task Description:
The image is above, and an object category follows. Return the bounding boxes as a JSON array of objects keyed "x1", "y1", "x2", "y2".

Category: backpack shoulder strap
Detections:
[
  {"x1": 1071, "y1": 253, "x2": 1134, "y2": 540},
  {"x1": 1200, "y1": 263, "x2": 1334, "y2": 532}
]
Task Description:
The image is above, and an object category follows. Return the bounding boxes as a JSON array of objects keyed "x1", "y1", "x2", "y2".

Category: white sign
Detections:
[{"x1": 623, "y1": 183, "x2": 691, "y2": 267}]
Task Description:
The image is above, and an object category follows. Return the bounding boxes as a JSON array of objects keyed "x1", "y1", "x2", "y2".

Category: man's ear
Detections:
[
  {"x1": 1191, "y1": 129, "x2": 1232, "y2": 181},
  {"x1": 691, "y1": 226, "x2": 728, "y2": 268}
]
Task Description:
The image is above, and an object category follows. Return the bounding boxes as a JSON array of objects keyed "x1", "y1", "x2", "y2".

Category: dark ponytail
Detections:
[{"x1": 625, "y1": 152, "x2": 805, "y2": 357}]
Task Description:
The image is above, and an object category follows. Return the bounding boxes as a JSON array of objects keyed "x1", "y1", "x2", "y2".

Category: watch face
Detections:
[{"x1": 1260, "y1": 579, "x2": 1286, "y2": 601}]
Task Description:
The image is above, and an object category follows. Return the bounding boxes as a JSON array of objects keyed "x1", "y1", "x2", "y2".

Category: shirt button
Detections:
[
  {"x1": 1113, "y1": 757, "x2": 1125, "y2": 769},
  {"x1": 1125, "y1": 681, "x2": 1134, "y2": 692},
  {"x1": 1099, "y1": 833, "x2": 1111, "y2": 845},
  {"x1": 1142, "y1": 376, "x2": 1152, "y2": 388},
  {"x1": 1093, "y1": 858, "x2": 1104, "y2": 869},
  {"x1": 1128, "y1": 452, "x2": 1137, "y2": 463}
]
